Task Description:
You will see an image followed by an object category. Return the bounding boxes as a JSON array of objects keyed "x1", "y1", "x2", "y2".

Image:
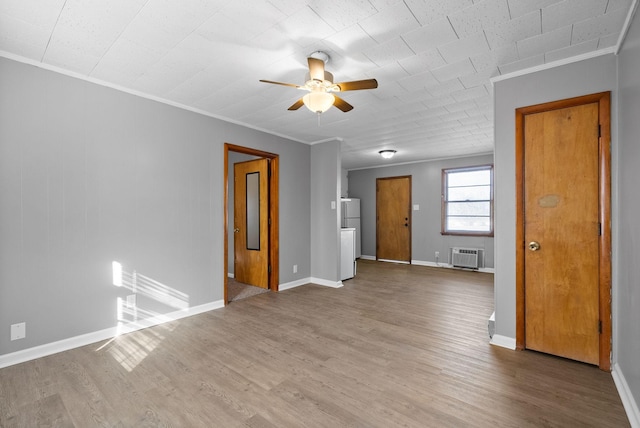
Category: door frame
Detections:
[
  {"x1": 224, "y1": 143, "x2": 279, "y2": 304},
  {"x1": 376, "y1": 175, "x2": 412, "y2": 263},
  {"x1": 514, "y1": 92, "x2": 611, "y2": 371}
]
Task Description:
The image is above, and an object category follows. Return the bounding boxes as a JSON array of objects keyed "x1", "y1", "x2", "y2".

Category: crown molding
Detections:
[
  {"x1": 616, "y1": 0, "x2": 639, "y2": 54},
  {"x1": 0, "y1": 50, "x2": 308, "y2": 145},
  {"x1": 490, "y1": 46, "x2": 617, "y2": 85}
]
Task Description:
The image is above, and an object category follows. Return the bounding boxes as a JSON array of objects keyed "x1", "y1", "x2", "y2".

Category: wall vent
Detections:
[{"x1": 450, "y1": 247, "x2": 484, "y2": 269}]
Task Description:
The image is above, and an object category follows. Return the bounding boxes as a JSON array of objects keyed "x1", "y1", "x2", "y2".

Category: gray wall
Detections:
[
  {"x1": 347, "y1": 154, "x2": 494, "y2": 266},
  {"x1": 310, "y1": 141, "x2": 341, "y2": 282},
  {"x1": 617, "y1": 5, "x2": 640, "y2": 414},
  {"x1": 0, "y1": 57, "x2": 311, "y2": 355},
  {"x1": 493, "y1": 54, "x2": 617, "y2": 341}
]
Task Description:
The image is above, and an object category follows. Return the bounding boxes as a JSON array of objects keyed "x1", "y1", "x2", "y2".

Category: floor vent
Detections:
[{"x1": 450, "y1": 247, "x2": 484, "y2": 269}]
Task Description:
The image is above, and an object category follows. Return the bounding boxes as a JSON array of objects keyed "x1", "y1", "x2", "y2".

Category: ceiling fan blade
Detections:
[
  {"x1": 335, "y1": 79, "x2": 378, "y2": 91},
  {"x1": 308, "y1": 57, "x2": 325, "y2": 81},
  {"x1": 259, "y1": 79, "x2": 301, "y2": 89},
  {"x1": 288, "y1": 98, "x2": 305, "y2": 111},
  {"x1": 333, "y1": 95, "x2": 354, "y2": 112}
]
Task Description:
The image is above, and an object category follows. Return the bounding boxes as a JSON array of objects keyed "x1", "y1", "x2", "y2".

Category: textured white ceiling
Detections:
[{"x1": 0, "y1": 0, "x2": 634, "y2": 169}]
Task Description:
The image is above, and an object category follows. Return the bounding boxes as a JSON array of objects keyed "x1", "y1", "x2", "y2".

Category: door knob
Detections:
[
  {"x1": 234, "y1": 228, "x2": 240, "y2": 233},
  {"x1": 528, "y1": 241, "x2": 541, "y2": 251}
]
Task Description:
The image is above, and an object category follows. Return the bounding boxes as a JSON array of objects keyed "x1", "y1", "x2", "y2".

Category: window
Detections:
[{"x1": 442, "y1": 165, "x2": 493, "y2": 236}]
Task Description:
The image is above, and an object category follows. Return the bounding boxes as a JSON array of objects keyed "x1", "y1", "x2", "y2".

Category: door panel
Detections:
[
  {"x1": 234, "y1": 158, "x2": 269, "y2": 288},
  {"x1": 376, "y1": 176, "x2": 411, "y2": 262},
  {"x1": 524, "y1": 103, "x2": 600, "y2": 364},
  {"x1": 344, "y1": 218, "x2": 361, "y2": 258}
]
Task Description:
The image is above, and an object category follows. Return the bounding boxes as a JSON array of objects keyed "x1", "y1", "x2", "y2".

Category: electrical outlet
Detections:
[
  {"x1": 435, "y1": 251, "x2": 440, "y2": 258},
  {"x1": 293, "y1": 264, "x2": 298, "y2": 273},
  {"x1": 11, "y1": 322, "x2": 26, "y2": 341}
]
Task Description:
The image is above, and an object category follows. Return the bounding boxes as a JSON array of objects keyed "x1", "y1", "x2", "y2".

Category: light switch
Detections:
[
  {"x1": 413, "y1": 204, "x2": 420, "y2": 210},
  {"x1": 331, "y1": 201, "x2": 336, "y2": 209}
]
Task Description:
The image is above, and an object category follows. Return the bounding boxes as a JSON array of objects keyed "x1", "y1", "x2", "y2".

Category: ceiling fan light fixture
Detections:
[
  {"x1": 303, "y1": 91, "x2": 335, "y2": 114},
  {"x1": 379, "y1": 150, "x2": 397, "y2": 159},
  {"x1": 260, "y1": 53, "x2": 377, "y2": 114}
]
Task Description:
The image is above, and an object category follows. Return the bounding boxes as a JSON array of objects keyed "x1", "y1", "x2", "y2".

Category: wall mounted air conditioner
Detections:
[{"x1": 450, "y1": 247, "x2": 484, "y2": 269}]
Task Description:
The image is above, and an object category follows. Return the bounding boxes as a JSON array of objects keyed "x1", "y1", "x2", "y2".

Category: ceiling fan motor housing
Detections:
[{"x1": 305, "y1": 71, "x2": 334, "y2": 86}]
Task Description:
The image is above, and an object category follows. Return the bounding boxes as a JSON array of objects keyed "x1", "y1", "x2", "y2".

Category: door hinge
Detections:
[
  {"x1": 598, "y1": 222, "x2": 602, "y2": 236},
  {"x1": 268, "y1": 265, "x2": 271, "y2": 273},
  {"x1": 598, "y1": 124, "x2": 601, "y2": 137},
  {"x1": 599, "y1": 320, "x2": 602, "y2": 334}
]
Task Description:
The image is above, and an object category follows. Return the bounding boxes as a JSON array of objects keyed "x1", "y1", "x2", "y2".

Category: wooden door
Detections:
[
  {"x1": 516, "y1": 92, "x2": 611, "y2": 369},
  {"x1": 234, "y1": 158, "x2": 269, "y2": 288},
  {"x1": 376, "y1": 176, "x2": 411, "y2": 262}
]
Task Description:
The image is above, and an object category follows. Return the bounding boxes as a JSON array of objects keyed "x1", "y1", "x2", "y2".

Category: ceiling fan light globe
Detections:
[{"x1": 303, "y1": 92, "x2": 335, "y2": 114}]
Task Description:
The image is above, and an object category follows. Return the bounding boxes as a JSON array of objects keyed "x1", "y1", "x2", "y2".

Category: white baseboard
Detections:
[
  {"x1": 378, "y1": 258, "x2": 410, "y2": 264},
  {"x1": 490, "y1": 334, "x2": 517, "y2": 350},
  {"x1": 612, "y1": 362, "x2": 640, "y2": 428},
  {"x1": 309, "y1": 277, "x2": 344, "y2": 288},
  {"x1": 412, "y1": 259, "x2": 495, "y2": 273},
  {"x1": 279, "y1": 277, "x2": 311, "y2": 291},
  {"x1": 360, "y1": 257, "x2": 495, "y2": 273},
  {"x1": 412, "y1": 260, "x2": 442, "y2": 267},
  {"x1": 279, "y1": 277, "x2": 344, "y2": 290},
  {"x1": 279, "y1": 277, "x2": 349, "y2": 290},
  {"x1": 488, "y1": 311, "x2": 496, "y2": 338},
  {"x1": 0, "y1": 300, "x2": 224, "y2": 369}
]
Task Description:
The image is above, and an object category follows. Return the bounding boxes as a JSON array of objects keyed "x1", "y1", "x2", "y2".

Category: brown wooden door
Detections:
[
  {"x1": 376, "y1": 176, "x2": 411, "y2": 262},
  {"x1": 234, "y1": 158, "x2": 269, "y2": 288},
  {"x1": 523, "y1": 103, "x2": 601, "y2": 365}
]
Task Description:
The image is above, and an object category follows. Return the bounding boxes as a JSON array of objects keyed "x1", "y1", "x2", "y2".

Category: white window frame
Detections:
[{"x1": 441, "y1": 164, "x2": 494, "y2": 236}]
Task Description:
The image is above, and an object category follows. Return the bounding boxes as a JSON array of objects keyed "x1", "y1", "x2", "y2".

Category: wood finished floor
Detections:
[{"x1": 0, "y1": 260, "x2": 629, "y2": 427}]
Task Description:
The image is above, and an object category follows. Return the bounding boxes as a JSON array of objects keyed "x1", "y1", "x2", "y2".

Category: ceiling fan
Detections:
[{"x1": 259, "y1": 52, "x2": 378, "y2": 114}]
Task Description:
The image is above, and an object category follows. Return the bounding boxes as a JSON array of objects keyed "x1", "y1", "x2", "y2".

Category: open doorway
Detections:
[{"x1": 224, "y1": 143, "x2": 279, "y2": 304}]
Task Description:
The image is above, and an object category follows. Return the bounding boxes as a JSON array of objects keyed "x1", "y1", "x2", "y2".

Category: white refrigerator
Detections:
[
  {"x1": 341, "y1": 198, "x2": 361, "y2": 258},
  {"x1": 341, "y1": 228, "x2": 356, "y2": 280}
]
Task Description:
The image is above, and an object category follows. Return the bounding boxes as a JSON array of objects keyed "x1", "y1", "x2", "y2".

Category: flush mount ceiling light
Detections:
[
  {"x1": 379, "y1": 150, "x2": 397, "y2": 159},
  {"x1": 259, "y1": 51, "x2": 378, "y2": 114}
]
